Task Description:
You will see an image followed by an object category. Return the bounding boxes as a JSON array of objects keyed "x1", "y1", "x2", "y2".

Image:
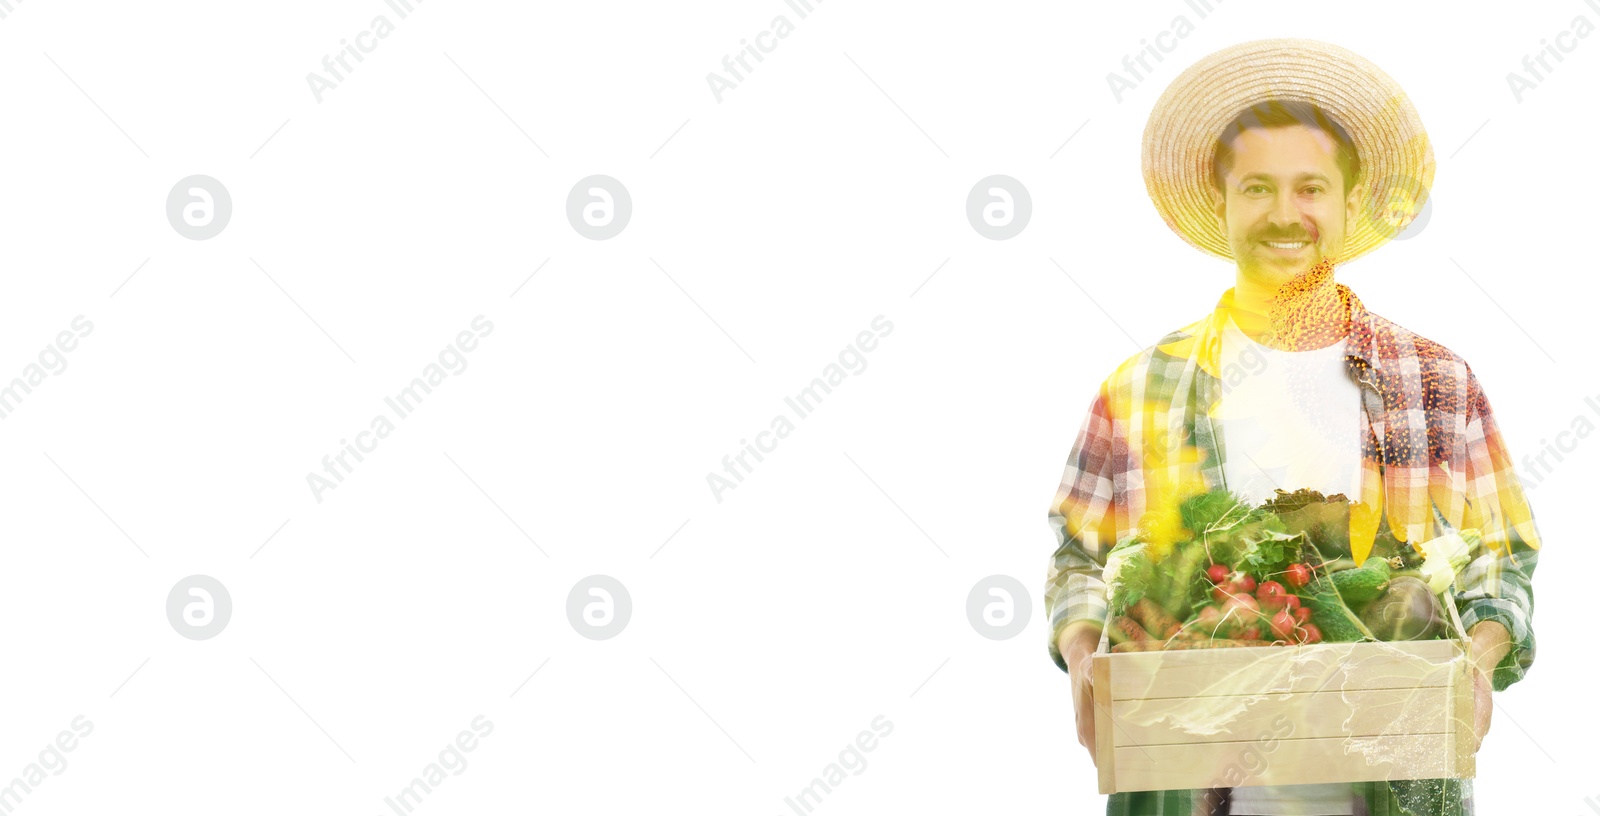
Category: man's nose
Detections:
[{"x1": 1268, "y1": 191, "x2": 1301, "y2": 230}]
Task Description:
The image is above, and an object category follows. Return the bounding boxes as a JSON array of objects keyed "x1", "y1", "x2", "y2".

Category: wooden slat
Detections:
[
  {"x1": 1107, "y1": 638, "x2": 1458, "y2": 673},
  {"x1": 1107, "y1": 640, "x2": 1461, "y2": 701},
  {"x1": 1111, "y1": 687, "x2": 1452, "y2": 746},
  {"x1": 1112, "y1": 733, "x2": 1458, "y2": 792},
  {"x1": 1441, "y1": 597, "x2": 1476, "y2": 777},
  {"x1": 1452, "y1": 658, "x2": 1477, "y2": 777},
  {"x1": 1094, "y1": 655, "x2": 1114, "y2": 795}
]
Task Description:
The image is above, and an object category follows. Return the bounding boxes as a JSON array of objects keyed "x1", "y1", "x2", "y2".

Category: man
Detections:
[{"x1": 1044, "y1": 39, "x2": 1540, "y2": 816}]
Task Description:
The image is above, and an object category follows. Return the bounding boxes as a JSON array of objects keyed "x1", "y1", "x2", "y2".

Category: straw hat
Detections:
[{"x1": 1142, "y1": 38, "x2": 1434, "y2": 264}]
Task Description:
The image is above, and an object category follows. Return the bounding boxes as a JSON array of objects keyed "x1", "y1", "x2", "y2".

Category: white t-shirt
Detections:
[
  {"x1": 1216, "y1": 313, "x2": 1362, "y2": 507},
  {"x1": 1215, "y1": 313, "x2": 1360, "y2": 816}
]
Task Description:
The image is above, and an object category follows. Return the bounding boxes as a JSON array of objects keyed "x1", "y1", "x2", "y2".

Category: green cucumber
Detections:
[
  {"x1": 1331, "y1": 561, "x2": 1392, "y2": 606},
  {"x1": 1305, "y1": 573, "x2": 1375, "y2": 643}
]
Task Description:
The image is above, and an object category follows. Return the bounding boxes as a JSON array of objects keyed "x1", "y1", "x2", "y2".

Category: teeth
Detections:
[{"x1": 1264, "y1": 241, "x2": 1308, "y2": 249}]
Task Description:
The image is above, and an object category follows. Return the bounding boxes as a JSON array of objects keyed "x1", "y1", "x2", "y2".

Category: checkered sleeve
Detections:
[
  {"x1": 1045, "y1": 379, "x2": 1121, "y2": 674},
  {"x1": 1453, "y1": 367, "x2": 1541, "y2": 692}
]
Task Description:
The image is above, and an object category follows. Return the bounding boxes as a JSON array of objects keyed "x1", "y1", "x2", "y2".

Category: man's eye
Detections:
[
  {"x1": 1303, "y1": 186, "x2": 1324, "y2": 195},
  {"x1": 1245, "y1": 184, "x2": 1268, "y2": 194}
]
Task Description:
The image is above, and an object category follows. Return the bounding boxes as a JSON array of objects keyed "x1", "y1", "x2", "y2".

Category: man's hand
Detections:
[
  {"x1": 1060, "y1": 621, "x2": 1103, "y2": 766},
  {"x1": 1466, "y1": 620, "x2": 1510, "y2": 753},
  {"x1": 1469, "y1": 661, "x2": 1492, "y2": 754}
]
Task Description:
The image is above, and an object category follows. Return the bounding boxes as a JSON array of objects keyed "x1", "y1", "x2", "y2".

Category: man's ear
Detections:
[
  {"x1": 1344, "y1": 180, "x2": 1364, "y2": 230},
  {"x1": 1210, "y1": 184, "x2": 1227, "y2": 234}
]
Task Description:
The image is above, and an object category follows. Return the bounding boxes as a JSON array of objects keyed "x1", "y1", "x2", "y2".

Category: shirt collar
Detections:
[{"x1": 1178, "y1": 282, "x2": 1384, "y2": 381}]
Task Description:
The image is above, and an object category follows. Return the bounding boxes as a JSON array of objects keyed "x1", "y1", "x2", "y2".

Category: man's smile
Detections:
[{"x1": 1260, "y1": 239, "x2": 1313, "y2": 255}]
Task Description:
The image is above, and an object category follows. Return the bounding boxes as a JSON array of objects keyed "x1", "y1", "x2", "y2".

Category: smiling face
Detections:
[{"x1": 1211, "y1": 123, "x2": 1363, "y2": 288}]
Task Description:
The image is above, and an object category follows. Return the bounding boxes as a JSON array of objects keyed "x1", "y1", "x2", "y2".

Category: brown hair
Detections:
[{"x1": 1211, "y1": 99, "x2": 1360, "y2": 194}]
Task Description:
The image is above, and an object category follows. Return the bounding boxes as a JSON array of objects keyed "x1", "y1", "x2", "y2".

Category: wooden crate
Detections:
[{"x1": 1091, "y1": 600, "x2": 1476, "y2": 794}]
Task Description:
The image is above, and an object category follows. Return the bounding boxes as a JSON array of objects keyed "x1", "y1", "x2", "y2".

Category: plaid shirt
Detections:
[{"x1": 1044, "y1": 284, "x2": 1541, "y2": 816}]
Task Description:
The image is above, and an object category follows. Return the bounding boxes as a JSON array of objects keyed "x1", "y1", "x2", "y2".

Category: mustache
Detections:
[{"x1": 1257, "y1": 216, "x2": 1323, "y2": 243}]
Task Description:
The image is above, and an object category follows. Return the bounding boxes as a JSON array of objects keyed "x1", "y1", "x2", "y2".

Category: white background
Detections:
[{"x1": 1, "y1": 0, "x2": 1595, "y2": 813}]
